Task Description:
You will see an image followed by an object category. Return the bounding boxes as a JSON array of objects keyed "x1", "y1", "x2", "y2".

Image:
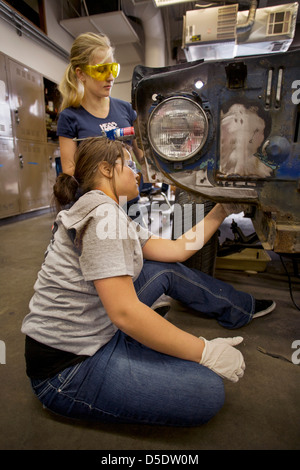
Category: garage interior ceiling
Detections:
[
  {"x1": 60, "y1": 10, "x2": 140, "y2": 44},
  {"x1": 60, "y1": 0, "x2": 300, "y2": 65},
  {"x1": 60, "y1": 8, "x2": 144, "y2": 64}
]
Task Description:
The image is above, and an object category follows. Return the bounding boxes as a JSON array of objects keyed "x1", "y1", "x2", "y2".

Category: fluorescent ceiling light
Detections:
[{"x1": 153, "y1": 0, "x2": 191, "y2": 6}]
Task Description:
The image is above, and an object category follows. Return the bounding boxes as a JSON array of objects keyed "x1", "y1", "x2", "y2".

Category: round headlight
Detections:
[{"x1": 148, "y1": 96, "x2": 208, "y2": 162}]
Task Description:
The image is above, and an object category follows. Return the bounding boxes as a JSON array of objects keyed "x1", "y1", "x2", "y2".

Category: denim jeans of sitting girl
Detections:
[{"x1": 30, "y1": 260, "x2": 254, "y2": 427}]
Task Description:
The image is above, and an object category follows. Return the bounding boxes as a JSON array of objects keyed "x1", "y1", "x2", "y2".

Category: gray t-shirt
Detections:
[{"x1": 21, "y1": 190, "x2": 151, "y2": 356}]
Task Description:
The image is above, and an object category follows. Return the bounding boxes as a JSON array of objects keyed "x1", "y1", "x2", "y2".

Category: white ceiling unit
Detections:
[
  {"x1": 183, "y1": 2, "x2": 299, "y2": 61},
  {"x1": 236, "y1": 2, "x2": 298, "y2": 57},
  {"x1": 183, "y1": 4, "x2": 238, "y2": 61}
]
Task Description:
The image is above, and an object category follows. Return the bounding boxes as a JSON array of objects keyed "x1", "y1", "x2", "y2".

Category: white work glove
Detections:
[
  {"x1": 199, "y1": 336, "x2": 245, "y2": 383},
  {"x1": 221, "y1": 203, "x2": 248, "y2": 217}
]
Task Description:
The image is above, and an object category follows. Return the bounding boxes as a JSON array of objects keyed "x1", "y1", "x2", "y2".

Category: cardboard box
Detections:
[{"x1": 216, "y1": 248, "x2": 271, "y2": 272}]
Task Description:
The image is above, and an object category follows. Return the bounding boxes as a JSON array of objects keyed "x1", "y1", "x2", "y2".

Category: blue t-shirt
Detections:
[{"x1": 57, "y1": 97, "x2": 137, "y2": 140}]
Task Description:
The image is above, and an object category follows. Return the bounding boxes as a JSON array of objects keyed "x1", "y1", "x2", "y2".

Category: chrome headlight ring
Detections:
[{"x1": 147, "y1": 96, "x2": 209, "y2": 162}]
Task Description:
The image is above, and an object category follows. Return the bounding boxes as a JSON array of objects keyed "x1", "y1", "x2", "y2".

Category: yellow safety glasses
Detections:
[{"x1": 83, "y1": 62, "x2": 120, "y2": 81}]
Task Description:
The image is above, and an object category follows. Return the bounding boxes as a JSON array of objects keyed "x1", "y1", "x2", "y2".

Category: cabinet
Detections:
[
  {"x1": 0, "y1": 138, "x2": 20, "y2": 217},
  {"x1": 7, "y1": 58, "x2": 46, "y2": 142},
  {"x1": 0, "y1": 52, "x2": 60, "y2": 219},
  {"x1": 16, "y1": 140, "x2": 49, "y2": 213},
  {"x1": 0, "y1": 54, "x2": 12, "y2": 138},
  {"x1": 0, "y1": 53, "x2": 20, "y2": 218}
]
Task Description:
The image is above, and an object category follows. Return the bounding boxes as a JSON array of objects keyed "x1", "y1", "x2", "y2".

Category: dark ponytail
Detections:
[
  {"x1": 53, "y1": 173, "x2": 80, "y2": 212},
  {"x1": 52, "y1": 136, "x2": 126, "y2": 213}
]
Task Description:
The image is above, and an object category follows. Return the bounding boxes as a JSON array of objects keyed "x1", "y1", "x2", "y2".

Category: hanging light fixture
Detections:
[{"x1": 152, "y1": 0, "x2": 192, "y2": 6}]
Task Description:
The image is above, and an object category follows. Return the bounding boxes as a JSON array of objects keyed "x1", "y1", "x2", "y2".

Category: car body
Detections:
[{"x1": 132, "y1": 48, "x2": 300, "y2": 254}]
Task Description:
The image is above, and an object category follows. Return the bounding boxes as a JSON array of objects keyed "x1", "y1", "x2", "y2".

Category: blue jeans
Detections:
[{"x1": 30, "y1": 261, "x2": 254, "y2": 426}]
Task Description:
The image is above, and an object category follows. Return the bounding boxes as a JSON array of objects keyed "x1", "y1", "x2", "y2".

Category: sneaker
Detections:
[
  {"x1": 253, "y1": 299, "x2": 276, "y2": 318},
  {"x1": 151, "y1": 295, "x2": 172, "y2": 316}
]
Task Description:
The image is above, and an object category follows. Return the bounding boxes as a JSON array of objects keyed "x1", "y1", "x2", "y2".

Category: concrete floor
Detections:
[{"x1": 0, "y1": 210, "x2": 299, "y2": 450}]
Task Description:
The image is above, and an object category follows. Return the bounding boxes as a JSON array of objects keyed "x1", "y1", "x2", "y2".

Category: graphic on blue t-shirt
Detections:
[
  {"x1": 57, "y1": 97, "x2": 137, "y2": 140},
  {"x1": 99, "y1": 122, "x2": 118, "y2": 132}
]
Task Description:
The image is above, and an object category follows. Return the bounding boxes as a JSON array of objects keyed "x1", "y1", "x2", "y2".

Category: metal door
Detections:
[
  {"x1": 0, "y1": 53, "x2": 12, "y2": 138},
  {"x1": 0, "y1": 138, "x2": 20, "y2": 218},
  {"x1": 7, "y1": 58, "x2": 46, "y2": 143},
  {"x1": 16, "y1": 141, "x2": 49, "y2": 213},
  {"x1": 0, "y1": 54, "x2": 19, "y2": 218}
]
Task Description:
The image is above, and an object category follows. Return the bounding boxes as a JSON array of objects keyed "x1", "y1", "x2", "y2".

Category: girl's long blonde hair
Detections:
[{"x1": 58, "y1": 32, "x2": 114, "y2": 111}]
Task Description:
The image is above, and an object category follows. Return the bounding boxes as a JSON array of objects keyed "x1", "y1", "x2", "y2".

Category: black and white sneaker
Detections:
[
  {"x1": 253, "y1": 300, "x2": 276, "y2": 318},
  {"x1": 151, "y1": 295, "x2": 172, "y2": 316}
]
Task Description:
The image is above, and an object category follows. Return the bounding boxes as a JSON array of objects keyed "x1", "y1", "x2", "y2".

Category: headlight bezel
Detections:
[{"x1": 147, "y1": 95, "x2": 209, "y2": 163}]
